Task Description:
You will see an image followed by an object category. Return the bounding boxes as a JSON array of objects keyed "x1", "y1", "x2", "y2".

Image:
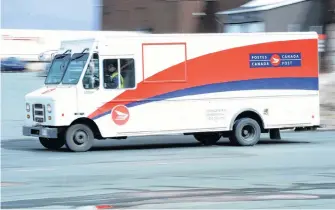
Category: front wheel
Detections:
[
  {"x1": 39, "y1": 137, "x2": 65, "y2": 150},
  {"x1": 65, "y1": 124, "x2": 94, "y2": 152}
]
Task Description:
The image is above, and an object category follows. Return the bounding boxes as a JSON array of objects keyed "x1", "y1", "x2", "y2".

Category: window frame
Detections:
[
  {"x1": 82, "y1": 53, "x2": 100, "y2": 90},
  {"x1": 102, "y1": 57, "x2": 136, "y2": 90}
]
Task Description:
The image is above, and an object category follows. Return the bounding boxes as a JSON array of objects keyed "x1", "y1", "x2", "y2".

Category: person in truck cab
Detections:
[
  {"x1": 105, "y1": 63, "x2": 124, "y2": 89},
  {"x1": 83, "y1": 60, "x2": 99, "y2": 89}
]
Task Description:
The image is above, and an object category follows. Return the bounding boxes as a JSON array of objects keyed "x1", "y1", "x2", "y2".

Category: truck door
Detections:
[
  {"x1": 76, "y1": 52, "x2": 103, "y2": 119},
  {"x1": 92, "y1": 55, "x2": 137, "y2": 136}
]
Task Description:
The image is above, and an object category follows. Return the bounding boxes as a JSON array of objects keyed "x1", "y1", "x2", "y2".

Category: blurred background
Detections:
[{"x1": 0, "y1": 0, "x2": 334, "y2": 73}]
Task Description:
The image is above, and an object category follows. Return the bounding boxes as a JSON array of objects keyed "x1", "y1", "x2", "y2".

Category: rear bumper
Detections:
[{"x1": 22, "y1": 126, "x2": 58, "y2": 138}]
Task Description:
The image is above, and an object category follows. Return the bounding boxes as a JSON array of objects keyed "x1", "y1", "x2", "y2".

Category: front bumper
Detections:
[{"x1": 22, "y1": 126, "x2": 58, "y2": 138}]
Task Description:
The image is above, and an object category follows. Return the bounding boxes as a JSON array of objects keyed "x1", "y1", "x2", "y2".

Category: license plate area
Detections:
[{"x1": 31, "y1": 129, "x2": 40, "y2": 135}]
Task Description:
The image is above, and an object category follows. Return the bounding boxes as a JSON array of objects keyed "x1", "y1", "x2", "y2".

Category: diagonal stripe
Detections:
[{"x1": 91, "y1": 77, "x2": 318, "y2": 121}]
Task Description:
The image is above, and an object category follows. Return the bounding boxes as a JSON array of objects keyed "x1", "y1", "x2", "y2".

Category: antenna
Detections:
[{"x1": 81, "y1": 48, "x2": 89, "y2": 53}]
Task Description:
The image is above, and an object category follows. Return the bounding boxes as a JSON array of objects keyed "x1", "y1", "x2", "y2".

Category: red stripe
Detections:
[{"x1": 88, "y1": 39, "x2": 318, "y2": 119}]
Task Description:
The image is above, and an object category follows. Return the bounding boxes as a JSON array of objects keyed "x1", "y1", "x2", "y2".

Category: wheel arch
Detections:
[
  {"x1": 229, "y1": 109, "x2": 265, "y2": 132},
  {"x1": 70, "y1": 117, "x2": 103, "y2": 139}
]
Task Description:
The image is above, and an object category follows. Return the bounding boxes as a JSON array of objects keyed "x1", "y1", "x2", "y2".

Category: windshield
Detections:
[
  {"x1": 61, "y1": 53, "x2": 89, "y2": 84},
  {"x1": 44, "y1": 54, "x2": 71, "y2": 85}
]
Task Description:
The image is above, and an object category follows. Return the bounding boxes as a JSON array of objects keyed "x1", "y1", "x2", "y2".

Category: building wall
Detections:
[
  {"x1": 323, "y1": 1, "x2": 335, "y2": 72},
  {"x1": 102, "y1": 0, "x2": 179, "y2": 32},
  {"x1": 324, "y1": 24, "x2": 335, "y2": 72},
  {"x1": 102, "y1": 0, "x2": 248, "y2": 33},
  {"x1": 327, "y1": 0, "x2": 335, "y2": 23},
  {"x1": 202, "y1": 0, "x2": 250, "y2": 32},
  {"x1": 264, "y1": 0, "x2": 325, "y2": 32},
  {"x1": 219, "y1": 0, "x2": 326, "y2": 33}
]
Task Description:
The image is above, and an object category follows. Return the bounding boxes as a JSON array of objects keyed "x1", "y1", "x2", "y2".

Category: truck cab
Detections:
[{"x1": 23, "y1": 38, "x2": 137, "y2": 152}]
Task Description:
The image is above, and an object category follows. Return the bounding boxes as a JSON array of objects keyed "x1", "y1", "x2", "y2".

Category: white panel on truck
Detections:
[{"x1": 142, "y1": 43, "x2": 187, "y2": 82}]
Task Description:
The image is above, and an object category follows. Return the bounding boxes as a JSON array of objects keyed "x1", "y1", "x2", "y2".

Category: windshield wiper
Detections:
[
  {"x1": 71, "y1": 48, "x2": 90, "y2": 61},
  {"x1": 54, "y1": 50, "x2": 72, "y2": 60},
  {"x1": 81, "y1": 48, "x2": 89, "y2": 53},
  {"x1": 63, "y1": 49, "x2": 72, "y2": 54}
]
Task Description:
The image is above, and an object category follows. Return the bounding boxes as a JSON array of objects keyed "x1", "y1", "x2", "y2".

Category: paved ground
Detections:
[
  {"x1": 1, "y1": 72, "x2": 335, "y2": 209},
  {"x1": 2, "y1": 132, "x2": 335, "y2": 209}
]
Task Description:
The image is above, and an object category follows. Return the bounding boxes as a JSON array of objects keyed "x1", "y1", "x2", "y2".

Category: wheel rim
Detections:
[
  {"x1": 73, "y1": 130, "x2": 88, "y2": 145},
  {"x1": 241, "y1": 124, "x2": 256, "y2": 141}
]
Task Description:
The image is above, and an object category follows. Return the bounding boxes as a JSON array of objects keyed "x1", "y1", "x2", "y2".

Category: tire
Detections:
[
  {"x1": 194, "y1": 132, "x2": 221, "y2": 146},
  {"x1": 39, "y1": 137, "x2": 65, "y2": 150},
  {"x1": 65, "y1": 124, "x2": 94, "y2": 152},
  {"x1": 230, "y1": 118, "x2": 261, "y2": 146}
]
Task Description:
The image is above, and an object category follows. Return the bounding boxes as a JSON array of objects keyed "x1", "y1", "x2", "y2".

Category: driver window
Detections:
[
  {"x1": 103, "y1": 59, "x2": 119, "y2": 89},
  {"x1": 82, "y1": 53, "x2": 100, "y2": 89},
  {"x1": 103, "y1": 58, "x2": 135, "y2": 89}
]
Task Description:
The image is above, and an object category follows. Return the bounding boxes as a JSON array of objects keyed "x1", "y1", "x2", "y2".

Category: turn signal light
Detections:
[{"x1": 27, "y1": 114, "x2": 30, "y2": 119}]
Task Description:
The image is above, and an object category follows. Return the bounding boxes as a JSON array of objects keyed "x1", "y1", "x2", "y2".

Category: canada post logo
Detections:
[{"x1": 249, "y1": 53, "x2": 302, "y2": 68}]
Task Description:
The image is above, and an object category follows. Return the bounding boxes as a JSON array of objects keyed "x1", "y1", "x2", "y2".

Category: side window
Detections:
[
  {"x1": 120, "y1": 58, "x2": 135, "y2": 88},
  {"x1": 82, "y1": 53, "x2": 100, "y2": 89},
  {"x1": 103, "y1": 58, "x2": 135, "y2": 89}
]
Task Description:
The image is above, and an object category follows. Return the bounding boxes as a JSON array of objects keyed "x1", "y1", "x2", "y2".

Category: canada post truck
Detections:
[{"x1": 22, "y1": 32, "x2": 320, "y2": 152}]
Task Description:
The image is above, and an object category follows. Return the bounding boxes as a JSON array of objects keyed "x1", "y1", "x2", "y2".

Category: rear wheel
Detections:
[
  {"x1": 194, "y1": 132, "x2": 221, "y2": 146},
  {"x1": 229, "y1": 118, "x2": 261, "y2": 146},
  {"x1": 39, "y1": 137, "x2": 65, "y2": 150},
  {"x1": 65, "y1": 124, "x2": 94, "y2": 152}
]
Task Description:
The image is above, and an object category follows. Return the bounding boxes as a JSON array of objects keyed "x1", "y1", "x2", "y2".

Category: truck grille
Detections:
[{"x1": 33, "y1": 104, "x2": 46, "y2": 123}]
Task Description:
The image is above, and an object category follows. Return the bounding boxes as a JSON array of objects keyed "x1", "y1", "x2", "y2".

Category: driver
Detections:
[
  {"x1": 84, "y1": 60, "x2": 99, "y2": 89},
  {"x1": 105, "y1": 63, "x2": 124, "y2": 89}
]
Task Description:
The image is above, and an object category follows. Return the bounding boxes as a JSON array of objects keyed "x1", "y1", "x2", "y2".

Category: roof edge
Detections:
[{"x1": 216, "y1": 0, "x2": 308, "y2": 15}]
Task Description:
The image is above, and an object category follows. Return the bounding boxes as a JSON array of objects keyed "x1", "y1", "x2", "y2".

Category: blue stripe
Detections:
[{"x1": 92, "y1": 77, "x2": 318, "y2": 120}]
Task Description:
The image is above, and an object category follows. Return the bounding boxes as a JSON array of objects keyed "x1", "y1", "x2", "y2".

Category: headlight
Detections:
[
  {"x1": 47, "y1": 104, "x2": 52, "y2": 113},
  {"x1": 26, "y1": 103, "x2": 30, "y2": 112}
]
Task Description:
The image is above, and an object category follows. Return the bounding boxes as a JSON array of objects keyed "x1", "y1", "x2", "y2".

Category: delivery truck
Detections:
[{"x1": 22, "y1": 32, "x2": 320, "y2": 152}]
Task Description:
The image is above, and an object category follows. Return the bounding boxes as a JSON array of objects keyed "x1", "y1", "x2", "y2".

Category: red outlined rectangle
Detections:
[{"x1": 142, "y1": 42, "x2": 188, "y2": 83}]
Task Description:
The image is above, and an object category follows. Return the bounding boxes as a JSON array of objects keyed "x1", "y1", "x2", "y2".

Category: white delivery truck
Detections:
[{"x1": 22, "y1": 32, "x2": 320, "y2": 152}]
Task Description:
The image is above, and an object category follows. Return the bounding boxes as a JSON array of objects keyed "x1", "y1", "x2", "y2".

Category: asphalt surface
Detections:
[{"x1": 1, "y1": 72, "x2": 335, "y2": 209}]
